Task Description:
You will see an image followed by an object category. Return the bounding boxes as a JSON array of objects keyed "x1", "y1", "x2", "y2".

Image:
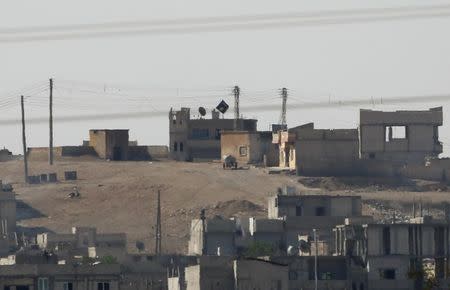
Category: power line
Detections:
[
  {"x1": 0, "y1": 93, "x2": 448, "y2": 125},
  {"x1": 1, "y1": 5, "x2": 450, "y2": 43}
]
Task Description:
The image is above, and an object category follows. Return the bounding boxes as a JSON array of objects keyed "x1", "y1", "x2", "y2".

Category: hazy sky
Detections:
[{"x1": 1, "y1": 0, "x2": 450, "y2": 155}]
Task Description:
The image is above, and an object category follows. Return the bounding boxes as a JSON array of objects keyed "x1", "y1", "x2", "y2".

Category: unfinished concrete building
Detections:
[
  {"x1": 169, "y1": 107, "x2": 257, "y2": 161},
  {"x1": 359, "y1": 107, "x2": 443, "y2": 163},
  {"x1": 0, "y1": 187, "x2": 16, "y2": 256},
  {"x1": 89, "y1": 129, "x2": 129, "y2": 160},
  {"x1": 220, "y1": 131, "x2": 278, "y2": 166},
  {"x1": 334, "y1": 216, "x2": 450, "y2": 290},
  {"x1": 188, "y1": 217, "x2": 238, "y2": 256},
  {"x1": 272, "y1": 122, "x2": 359, "y2": 175},
  {"x1": 36, "y1": 227, "x2": 127, "y2": 263}
]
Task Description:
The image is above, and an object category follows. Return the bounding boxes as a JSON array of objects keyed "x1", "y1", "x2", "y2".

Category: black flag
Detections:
[{"x1": 216, "y1": 100, "x2": 229, "y2": 114}]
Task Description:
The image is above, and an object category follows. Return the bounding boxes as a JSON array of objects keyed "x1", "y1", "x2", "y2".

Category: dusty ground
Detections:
[{"x1": 1, "y1": 159, "x2": 449, "y2": 254}]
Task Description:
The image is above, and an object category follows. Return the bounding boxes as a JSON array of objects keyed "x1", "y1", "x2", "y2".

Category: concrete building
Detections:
[
  {"x1": 272, "y1": 123, "x2": 359, "y2": 175},
  {"x1": 0, "y1": 148, "x2": 13, "y2": 162},
  {"x1": 359, "y1": 107, "x2": 443, "y2": 163},
  {"x1": 334, "y1": 216, "x2": 450, "y2": 290},
  {"x1": 36, "y1": 227, "x2": 127, "y2": 263},
  {"x1": 221, "y1": 131, "x2": 278, "y2": 166},
  {"x1": 272, "y1": 123, "x2": 314, "y2": 170},
  {"x1": 268, "y1": 194, "x2": 362, "y2": 219},
  {"x1": 184, "y1": 256, "x2": 235, "y2": 290},
  {"x1": 188, "y1": 217, "x2": 237, "y2": 256},
  {"x1": 271, "y1": 256, "x2": 352, "y2": 290},
  {"x1": 89, "y1": 129, "x2": 129, "y2": 160},
  {"x1": 0, "y1": 188, "x2": 16, "y2": 256},
  {"x1": 0, "y1": 264, "x2": 121, "y2": 290},
  {"x1": 169, "y1": 107, "x2": 257, "y2": 161},
  {"x1": 233, "y1": 259, "x2": 289, "y2": 290}
]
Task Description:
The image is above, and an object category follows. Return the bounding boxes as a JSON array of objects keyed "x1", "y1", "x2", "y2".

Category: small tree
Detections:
[
  {"x1": 100, "y1": 255, "x2": 118, "y2": 264},
  {"x1": 243, "y1": 241, "x2": 274, "y2": 258}
]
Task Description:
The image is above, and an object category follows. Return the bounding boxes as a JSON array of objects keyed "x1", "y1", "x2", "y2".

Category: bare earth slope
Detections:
[
  {"x1": 0, "y1": 159, "x2": 297, "y2": 253},
  {"x1": 1, "y1": 159, "x2": 449, "y2": 253}
]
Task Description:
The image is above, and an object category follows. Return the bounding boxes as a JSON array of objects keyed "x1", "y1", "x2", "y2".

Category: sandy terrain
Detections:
[{"x1": 1, "y1": 158, "x2": 449, "y2": 253}]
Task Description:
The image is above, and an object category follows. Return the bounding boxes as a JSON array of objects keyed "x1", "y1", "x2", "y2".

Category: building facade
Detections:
[
  {"x1": 221, "y1": 131, "x2": 278, "y2": 166},
  {"x1": 169, "y1": 108, "x2": 257, "y2": 161}
]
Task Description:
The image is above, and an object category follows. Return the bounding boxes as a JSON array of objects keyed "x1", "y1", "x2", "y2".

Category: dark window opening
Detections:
[
  {"x1": 192, "y1": 128, "x2": 209, "y2": 139},
  {"x1": 215, "y1": 129, "x2": 221, "y2": 140},
  {"x1": 369, "y1": 153, "x2": 376, "y2": 159},
  {"x1": 180, "y1": 142, "x2": 184, "y2": 152},
  {"x1": 315, "y1": 207, "x2": 326, "y2": 216},
  {"x1": 274, "y1": 198, "x2": 278, "y2": 207},
  {"x1": 97, "y1": 283, "x2": 110, "y2": 290},
  {"x1": 382, "y1": 227, "x2": 391, "y2": 255},
  {"x1": 64, "y1": 282, "x2": 73, "y2": 290},
  {"x1": 379, "y1": 269, "x2": 396, "y2": 280},
  {"x1": 289, "y1": 270, "x2": 298, "y2": 280},
  {"x1": 359, "y1": 283, "x2": 365, "y2": 290},
  {"x1": 173, "y1": 142, "x2": 178, "y2": 152},
  {"x1": 296, "y1": 205, "x2": 302, "y2": 216}
]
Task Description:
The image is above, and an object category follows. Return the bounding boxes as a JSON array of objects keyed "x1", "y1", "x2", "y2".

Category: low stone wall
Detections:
[
  {"x1": 128, "y1": 145, "x2": 169, "y2": 161},
  {"x1": 28, "y1": 146, "x2": 97, "y2": 161}
]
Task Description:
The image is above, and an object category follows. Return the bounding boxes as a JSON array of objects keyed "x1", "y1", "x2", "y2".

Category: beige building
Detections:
[
  {"x1": 169, "y1": 108, "x2": 257, "y2": 161},
  {"x1": 221, "y1": 131, "x2": 278, "y2": 166},
  {"x1": 89, "y1": 129, "x2": 129, "y2": 161},
  {"x1": 268, "y1": 194, "x2": 362, "y2": 219},
  {"x1": 37, "y1": 227, "x2": 127, "y2": 263},
  {"x1": 273, "y1": 123, "x2": 359, "y2": 175},
  {"x1": 188, "y1": 217, "x2": 237, "y2": 256},
  {"x1": 359, "y1": 107, "x2": 443, "y2": 163},
  {"x1": 184, "y1": 257, "x2": 235, "y2": 290},
  {"x1": 0, "y1": 264, "x2": 121, "y2": 290}
]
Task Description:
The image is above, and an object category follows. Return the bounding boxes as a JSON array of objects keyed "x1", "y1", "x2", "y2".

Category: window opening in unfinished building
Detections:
[{"x1": 385, "y1": 126, "x2": 407, "y2": 142}]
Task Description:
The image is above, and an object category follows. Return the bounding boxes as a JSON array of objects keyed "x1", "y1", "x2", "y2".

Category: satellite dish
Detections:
[
  {"x1": 199, "y1": 107, "x2": 207, "y2": 117},
  {"x1": 216, "y1": 100, "x2": 229, "y2": 114}
]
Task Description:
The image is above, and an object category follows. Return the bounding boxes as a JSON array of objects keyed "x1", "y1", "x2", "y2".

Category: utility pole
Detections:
[
  {"x1": 313, "y1": 228, "x2": 318, "y2": 290},
  {"x1": 200, "y1": 209, "x2": 207, "y2": 255},
  {"x1": 155, "y1": 190, "x2": 162, "y2": 255},
  {"x1": 233, "y1": 85, "x2": 240, "y2": 130},
  {"x1": 49, "y1": 78, "x2": 54, "y2": 165},
  {"x1": 279, "y1": 87, "x2": 288, "y2": 126},
  {"x1": 21, "y1": 95, "x2": 29, "y2": 183}
]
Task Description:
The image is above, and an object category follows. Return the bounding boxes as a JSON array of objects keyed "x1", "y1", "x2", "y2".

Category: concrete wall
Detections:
[
  {"x1": 234, "y1": 259, "x2": 289, "y2": 290},
  {"x1": 296, "y1": 129, "x2": 360, "y2": 176},
  {"x1": 128, "y1": 145, "x2": 169, "y2": 161},
  {"x1": 367, "y1": 256, "x2": 413, "y2": 290}
]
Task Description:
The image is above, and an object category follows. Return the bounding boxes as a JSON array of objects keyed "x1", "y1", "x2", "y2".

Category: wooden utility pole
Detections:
[
  {"x1": 155, "y1": 190, "x2": 162, "y2": 255},
  {"x1": 21, "y1": 95, "x2": 29, "y2": 183},
  {"x1": 49, "y1": 78, "x2": 54, "y2": 165}
]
